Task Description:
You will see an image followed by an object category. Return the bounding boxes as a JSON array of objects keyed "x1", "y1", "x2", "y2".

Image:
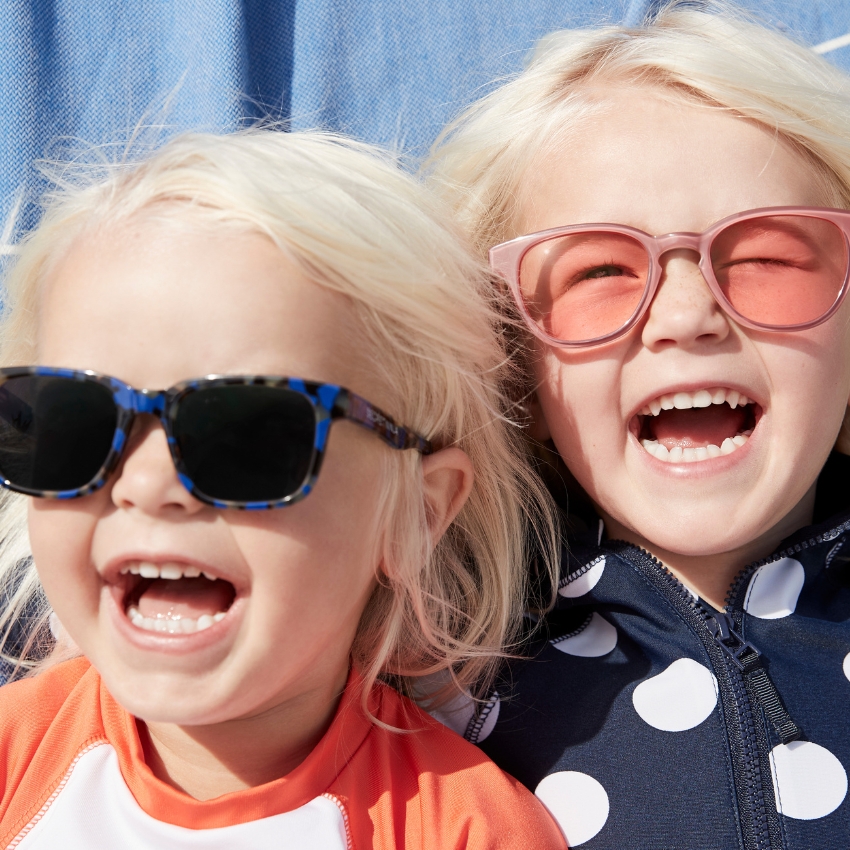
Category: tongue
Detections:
[
  {"x1": 136, "y1": 578, "x2": 234, "y2": 620},
  {"x1": 651, "y1": 405, "x2": 746, "y2": 449}
]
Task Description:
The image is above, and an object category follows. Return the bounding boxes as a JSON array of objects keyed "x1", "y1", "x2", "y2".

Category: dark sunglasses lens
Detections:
[
  {"x1": 0, "y1": 375, "x2": 117, "y2": 492},
  {"x1": 518, "y1": 231, "x2": 650, "y2": 343},
  {"x1": 711, "y1": 215, "x2": 848, "y2": 327},
  {"x1": 173, "y1": 385, "x2": 317, "y2": 503}
]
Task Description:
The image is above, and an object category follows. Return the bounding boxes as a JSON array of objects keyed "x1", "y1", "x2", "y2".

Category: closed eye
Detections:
[{"x1": 717, "y1": 255, "x2": 812, "y2": 272}]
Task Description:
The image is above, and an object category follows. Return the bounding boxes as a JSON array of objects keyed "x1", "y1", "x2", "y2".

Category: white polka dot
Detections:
[
  {"x1": 413, "y1": 670, "x2": 477, "y2": 737},
  {"x1": 770, "y1": 741, "x2": 848, "y2": 820},
  {"x1": 551, "y1": 612, "x2": 618, "y2": 657},
  {"x1": 843, "y1": 652, "x2": 850, "y2": 683},
  {"x1": 427, "y1": 689, "x2": 475, "y2": 737},
  {"x1": 535, "y1": 771, "x2": 609, "y2": 846},
  {"x1": 426, "y1": 683, "x2": 500, "y2": 744},
  {"x1": 632, "y1": 658, "x2": 718, "y2": 732},
  {"x1": 559, "y1": 557, "x2": 605, "y2": 598},
  {"x1": 743, "y1": 557, "x2": 805, "y2": 619}
]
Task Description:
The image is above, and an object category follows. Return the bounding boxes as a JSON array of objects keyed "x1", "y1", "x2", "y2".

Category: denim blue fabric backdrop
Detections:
[
  {"x1": 0, "y1": 1, "x2": 848, "y2": 680},
  {"x1": 2, "y1": 0, "x2": 850, "y2": 237}
]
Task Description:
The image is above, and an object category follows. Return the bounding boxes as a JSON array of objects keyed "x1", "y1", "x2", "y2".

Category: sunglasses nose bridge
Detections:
[{"x1": 112, "y1": 384, "x2": 167, "y2": 419}]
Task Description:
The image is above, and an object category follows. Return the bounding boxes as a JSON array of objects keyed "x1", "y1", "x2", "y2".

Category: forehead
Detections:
[
  {"x1": 36, "y1": 214, "x2": 368, "y2": 393},
  {"x1": 518, "y1": 85, "x2": 828, "y2": 236}
]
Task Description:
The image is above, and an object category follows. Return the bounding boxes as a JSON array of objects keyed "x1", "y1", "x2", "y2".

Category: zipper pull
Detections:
[
  {"x1": 707, "y1": 612, "x2": 761, "y2": 671},
  {"x1": 707, "y1": 612, "x2": 801, "y2": 746}
]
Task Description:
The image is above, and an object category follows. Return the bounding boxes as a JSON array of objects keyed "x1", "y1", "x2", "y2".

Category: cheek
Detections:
[
  {"x1": 765, "y1": 329, "x2": 850, "y2": 439},
  {"x1": 28, "y1": 499, "x2": 102, "y2": 630},
  {"x1": 232, "y1": 436, "x2": 387, "y2": 642},
  {"x1": 534, "y1": 353, "x2": 625, "y2": 468}
]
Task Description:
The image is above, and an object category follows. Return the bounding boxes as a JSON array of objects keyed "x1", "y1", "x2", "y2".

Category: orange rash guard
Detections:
[{"x1": 0, "y1": 659, "x2": 567, "y2": 849}]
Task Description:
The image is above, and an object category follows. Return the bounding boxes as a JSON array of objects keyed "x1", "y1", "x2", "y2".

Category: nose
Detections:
[
  {"x1": 640, "y1": 249, "x2": 731, "y2": 350},
  {"x1": 110, "y1": 415, "x2": 204, "y2": 515}
]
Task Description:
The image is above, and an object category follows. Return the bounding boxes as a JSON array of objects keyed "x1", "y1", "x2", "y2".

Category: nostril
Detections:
[{"x1": 641, "y1": 293, "x2": 731, "y2": 349}]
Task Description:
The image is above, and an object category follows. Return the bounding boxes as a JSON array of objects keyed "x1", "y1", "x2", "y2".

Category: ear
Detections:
[
  {"x1": 526, "y1": 389, "x2": 551, "y2": 442},
  {"x1": 421, "y1": 446, "x2": 475, "y2": 544}
]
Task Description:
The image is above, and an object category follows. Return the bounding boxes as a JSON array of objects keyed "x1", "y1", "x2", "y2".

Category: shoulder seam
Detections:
[
  {"x1": 6, "y1": 738, "x2": 109, "y2": 848},
  {"x1": 321, "y1": 792, "x2": 353, "y2": 850}
]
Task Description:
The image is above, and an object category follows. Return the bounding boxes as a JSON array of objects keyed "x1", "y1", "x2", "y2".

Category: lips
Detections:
[{"x1": 632, "y1": 386, "x2": 760, "y2": 464}]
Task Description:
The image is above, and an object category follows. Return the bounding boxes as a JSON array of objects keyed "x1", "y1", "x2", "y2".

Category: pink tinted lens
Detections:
[
  {"x1": 518, "y1": 231, "x2": 650, "y2": 342},
  {"x1": 711, "y1": 215, "x2": 848, "y2": 327}
]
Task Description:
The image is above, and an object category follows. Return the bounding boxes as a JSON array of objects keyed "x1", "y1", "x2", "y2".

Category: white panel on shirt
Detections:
[{"x1": 14, "y1": 744, "x2": 351, "y2": 849}]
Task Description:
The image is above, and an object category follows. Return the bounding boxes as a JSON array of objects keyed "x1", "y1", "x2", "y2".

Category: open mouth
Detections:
[
  {"x1": 120, "y1": 562, "x2": 237, "y2": 635},
  {"x1": 633, "y1": 387, "x2": 759, "y2": 464}
]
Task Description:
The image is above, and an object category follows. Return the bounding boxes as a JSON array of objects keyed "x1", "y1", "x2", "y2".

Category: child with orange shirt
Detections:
[{"x1": 0, "y1": 130, "x2": 565, "y2": 849}]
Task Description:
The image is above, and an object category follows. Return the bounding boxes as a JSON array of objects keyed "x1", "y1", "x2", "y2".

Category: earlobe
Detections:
[{"x1": 421, "y1": 447, "x2": 475, "y2": 545}]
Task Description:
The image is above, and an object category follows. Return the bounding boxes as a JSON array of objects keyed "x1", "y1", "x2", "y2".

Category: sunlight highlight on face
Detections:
[
  {"x1": 29, "y1": 215, "x2": 389, "y2": 726},
  {"x1": 522, "y1": 87, "x2": 850, "y2": 574}
]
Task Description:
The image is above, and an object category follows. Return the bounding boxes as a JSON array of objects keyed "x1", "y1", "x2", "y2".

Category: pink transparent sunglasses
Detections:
[{"x1": 489, "y1": 206, "x2": 850, "y2": 348}]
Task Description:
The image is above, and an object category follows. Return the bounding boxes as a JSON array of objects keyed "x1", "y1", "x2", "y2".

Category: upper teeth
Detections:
[
  {"x1": 119, "y1": 561, "x2": 216, "y2": 580},
  {"x1": 639, "y1": 387, "x2": 752, "y2": 417}
]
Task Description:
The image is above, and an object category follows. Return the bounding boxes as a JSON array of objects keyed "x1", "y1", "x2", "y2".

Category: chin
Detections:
[
  {"x1": 614, "y1": 511, "x2": 755, "y2": 560},
  {"x1": 96, "y1": 665, "x2": 234, "y2": 725},
  {"x1": 648, "y1": 533, "x2": 744, "y2": 560},
  {"x1": 125, "y1": 696, "x2": 240, "y2": 727}
]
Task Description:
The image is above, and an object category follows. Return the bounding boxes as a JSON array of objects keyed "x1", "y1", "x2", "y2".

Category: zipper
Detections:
[
  {"x1": 719, "y1": 519, "x2": 850, "y2": 754},
  {"x1": 604, "y1": 518, "x2": 850, "y2": 848},
  {"x1": 707, "y1": 612, "x2": 800, "y2": 745},
  {"x1": 724, "y1": 518, "x2": 850, "y2": 610},
  {"x1": 606, "y1": 541, "x2": 782, "y2": 850}
]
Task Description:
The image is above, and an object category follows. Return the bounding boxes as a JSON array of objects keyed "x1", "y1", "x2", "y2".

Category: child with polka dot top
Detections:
[
  {"x1": 0, "y1": 131, "x2": 566, "y2": 849},
  {"x1": 429, "y1": 1, "x2": 850, "y2": 847}
]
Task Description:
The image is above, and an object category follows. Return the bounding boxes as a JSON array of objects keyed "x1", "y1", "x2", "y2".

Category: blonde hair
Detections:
[
  {"x1": 0, "y1": 130, "x2": 560, "y2": 712},
  {"x1": 427, "y1": 0, "x2": 850, "y2": 451}
]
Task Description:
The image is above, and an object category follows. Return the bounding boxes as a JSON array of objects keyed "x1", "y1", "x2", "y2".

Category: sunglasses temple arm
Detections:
[{"x1": 337, "y1": 392, "x2": 433, "y2": 454}]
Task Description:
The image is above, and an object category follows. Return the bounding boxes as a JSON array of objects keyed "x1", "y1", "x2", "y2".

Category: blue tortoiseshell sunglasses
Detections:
[{"x1": 0, "y1": 367, "x2": 432, "y2": 509}]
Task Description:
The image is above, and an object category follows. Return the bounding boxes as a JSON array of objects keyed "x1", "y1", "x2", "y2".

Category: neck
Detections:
[
  {"x1": 139, "y1": 665, "x2": 349, "y2": 801},
  {"x1": 600, "y1": 484, "x2": 817, "y2": 610}
]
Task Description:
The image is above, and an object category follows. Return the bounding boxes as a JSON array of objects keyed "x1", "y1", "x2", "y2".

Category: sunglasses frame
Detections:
[
  {"x1": 0, "y1": 367, "x2": 433, "y2": 509},
  {"x1": 490, "y1": 205, "x2": 850, "y2": 348}
]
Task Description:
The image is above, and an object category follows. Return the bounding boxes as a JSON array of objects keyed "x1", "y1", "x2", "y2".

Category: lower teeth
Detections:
[
  {"x1": 127, "y1": 605, "x2": 226, "y2": 634},
  {"x1": 641, "y1": 430, "x2": 752, "y2": 463}
]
